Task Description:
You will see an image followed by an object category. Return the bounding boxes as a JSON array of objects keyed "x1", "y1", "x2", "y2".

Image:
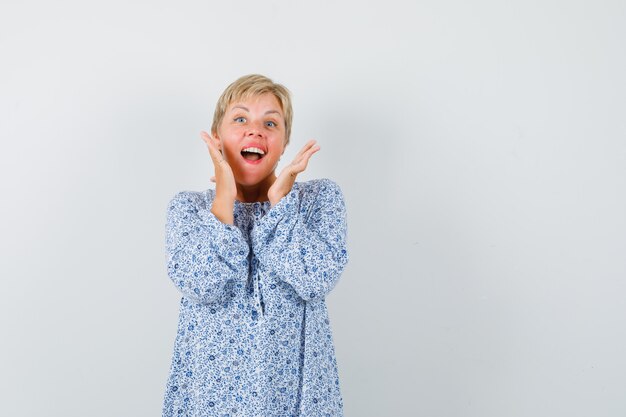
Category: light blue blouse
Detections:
[{"x1": 162, "y1": 178, "x2": 349, "y2": 416}]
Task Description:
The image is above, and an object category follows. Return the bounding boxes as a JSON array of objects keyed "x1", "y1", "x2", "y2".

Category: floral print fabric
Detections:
[{"x1": 162, "y1": 178, "x2": 349, "y2": 416}]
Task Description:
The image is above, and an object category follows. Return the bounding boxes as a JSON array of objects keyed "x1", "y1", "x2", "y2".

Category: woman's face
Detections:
[{"x1": 216, "y1": 93, "x2": 286, "y2": 187}]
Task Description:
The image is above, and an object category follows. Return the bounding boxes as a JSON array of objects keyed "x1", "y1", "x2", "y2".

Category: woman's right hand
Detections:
[{"x1": 201, "y1": 131, "x2": 237, "y2": 223}]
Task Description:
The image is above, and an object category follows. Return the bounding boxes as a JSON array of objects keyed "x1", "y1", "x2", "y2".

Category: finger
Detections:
[
  {"x1": 210, "y1": 176, "x2": 216, "y2": 182},
  {"x1": 294, "y1": 139, "x2": 317, "y2": 159},
  {"x1": 201, "y1": 131, "x2": 218, "y2": 152},
  {"x1": 287, "y1": 152, "x2": 315, "y2": 176},
  {"x1": 201, "y1": 131, "x2": 214, "y2": 152},
  {"x1": 306, "y1": 144, "x2": 320, "y2": 156},
  {"x1": 294, "y1": 144, "x2": 320, "y2": 166},
  {"x1": 201, "y1": 130, "x2": 213, "y2": 147},
  {"x1": 201, "y1": 131, "x2": 223, "y2": 163},
  {"x1": 301, "y1": 139, "x2": 317, "y2": 154}
]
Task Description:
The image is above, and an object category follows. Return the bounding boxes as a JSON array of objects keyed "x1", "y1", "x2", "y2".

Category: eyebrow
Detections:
[{"x1": 231, "y1": 105, "x2": 283, "y2": 117}]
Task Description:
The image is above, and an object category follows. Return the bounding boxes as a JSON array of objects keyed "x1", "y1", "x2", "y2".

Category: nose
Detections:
[{"x1": 246, "y1": 120, "x2": 264, "y2": 137}]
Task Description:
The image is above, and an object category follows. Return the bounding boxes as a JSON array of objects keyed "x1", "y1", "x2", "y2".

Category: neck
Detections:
[{"x1": 236, "y1": 173, "x2": 277, "y2": 203}]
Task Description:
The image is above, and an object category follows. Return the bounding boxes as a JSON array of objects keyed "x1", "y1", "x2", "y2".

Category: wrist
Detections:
[
  {"x1": 268, "y1": 192, "x2": 285, "y2": 208},
  {"x1": 211, "y1": 194, "x2": 235, "y2": 225}
]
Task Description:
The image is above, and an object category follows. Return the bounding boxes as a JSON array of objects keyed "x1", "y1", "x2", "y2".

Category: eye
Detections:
[
  {"x1": 234, "y1": 116, "x2": 246, "y2": 123},
  {"x1": 265, "y1": 121, "x2": 277, "y2": 127}
]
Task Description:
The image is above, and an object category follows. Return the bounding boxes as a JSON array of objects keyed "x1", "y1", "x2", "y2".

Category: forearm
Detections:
[
  {"x1": 257, "y1": 228, "x2": 348, "y2": 301},
  {"x1": 252, "y1": 179, "x2": 349, "y2": 302},
  {"x1": 165, "y1": 191, "x2": 249, "y2": 304},
  {"x1": 167, "y1": 237, "x2": 248, "y2": 304}
]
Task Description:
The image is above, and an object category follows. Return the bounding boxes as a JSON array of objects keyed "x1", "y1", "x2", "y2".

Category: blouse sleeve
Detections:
[
  {"x1": 165, "y1": 191, "x2": 250, "y2": 305},
  {"x1": 251, "y1": 178, "x2": 349, "y2": 302}
]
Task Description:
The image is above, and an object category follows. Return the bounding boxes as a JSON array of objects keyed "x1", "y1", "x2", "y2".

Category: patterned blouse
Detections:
[{"x1": 162, "y1": 178, "x2": 349, "y2": 416}]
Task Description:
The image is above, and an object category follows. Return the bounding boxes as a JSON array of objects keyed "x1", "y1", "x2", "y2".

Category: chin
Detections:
[{"x1": 235, "y1": 171, "x2": 274, "y2": 187}]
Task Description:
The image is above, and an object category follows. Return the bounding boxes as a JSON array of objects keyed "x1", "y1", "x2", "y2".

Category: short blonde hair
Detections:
[{"x1": 211, "y1": 74, "x2": 293, "y2": 147}]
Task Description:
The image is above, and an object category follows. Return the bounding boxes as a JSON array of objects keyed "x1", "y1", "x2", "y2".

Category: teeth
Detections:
[{"x1": 241, "y1": 147, "x2": 265, "y2": 155}]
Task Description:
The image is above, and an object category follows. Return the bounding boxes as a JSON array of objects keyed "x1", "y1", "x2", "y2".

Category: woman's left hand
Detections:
[{"x1": 268, "y1": 139, "x2": 320, "y2": 207}]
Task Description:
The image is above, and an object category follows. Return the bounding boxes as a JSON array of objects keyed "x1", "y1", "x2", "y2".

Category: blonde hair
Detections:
[{"x1": 211, "y1": 74, "x2": 293, "y2": 147}]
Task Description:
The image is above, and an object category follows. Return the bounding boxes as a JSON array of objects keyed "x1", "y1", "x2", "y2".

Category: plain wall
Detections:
[{"x1": 1, "y1": 0, "x2": 625, "y2": 415}]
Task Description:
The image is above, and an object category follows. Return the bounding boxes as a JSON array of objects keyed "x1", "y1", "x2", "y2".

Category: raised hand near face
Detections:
[
  {"x1": 201, "y1": 130, "x2": 237, "y2": 224},
  {"x1": 267, "y1": 139, "x2": 320, "y2": 207}
]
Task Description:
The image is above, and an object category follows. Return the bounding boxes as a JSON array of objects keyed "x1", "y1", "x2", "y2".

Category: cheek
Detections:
[
  {"x1": 270, "y1": 137, "x2": 285, "y2": 153},
  {"x1": 217, "y1": 139, "x2": 238, "y2": 159},
  {"x1": 218, "y1": 129, "x2": 240, "y2": 150},
  {"x1": 219, "y1": 124, "x2": 244, "y2": 139}
]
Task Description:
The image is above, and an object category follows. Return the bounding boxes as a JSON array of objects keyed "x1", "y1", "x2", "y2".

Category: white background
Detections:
[{"x1": 1, "y1": 0, "x2": 625, "y2": 416}]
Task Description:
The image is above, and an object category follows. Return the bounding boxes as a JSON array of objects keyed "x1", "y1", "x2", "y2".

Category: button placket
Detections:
[
  {"x1": 253, "y1": 202, "x2": 267, "y2": 318},
  {"x1": 249, "y1": 232, "x2": 267, "y2": 321}
]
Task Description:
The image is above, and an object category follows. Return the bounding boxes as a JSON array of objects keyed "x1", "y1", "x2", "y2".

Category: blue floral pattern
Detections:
[{"x1": 162, "y1": 178, "x2": 349, "y2": 416}]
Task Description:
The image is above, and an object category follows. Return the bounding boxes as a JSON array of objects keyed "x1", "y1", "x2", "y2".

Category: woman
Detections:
[{"x1": 162, "y1": 74, "x2": 349, "y2": 416}]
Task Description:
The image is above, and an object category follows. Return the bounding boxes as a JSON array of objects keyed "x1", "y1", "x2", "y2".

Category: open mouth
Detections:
[{"x1": 240, "y1": 146, "x2": 266, "y2": 162}]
